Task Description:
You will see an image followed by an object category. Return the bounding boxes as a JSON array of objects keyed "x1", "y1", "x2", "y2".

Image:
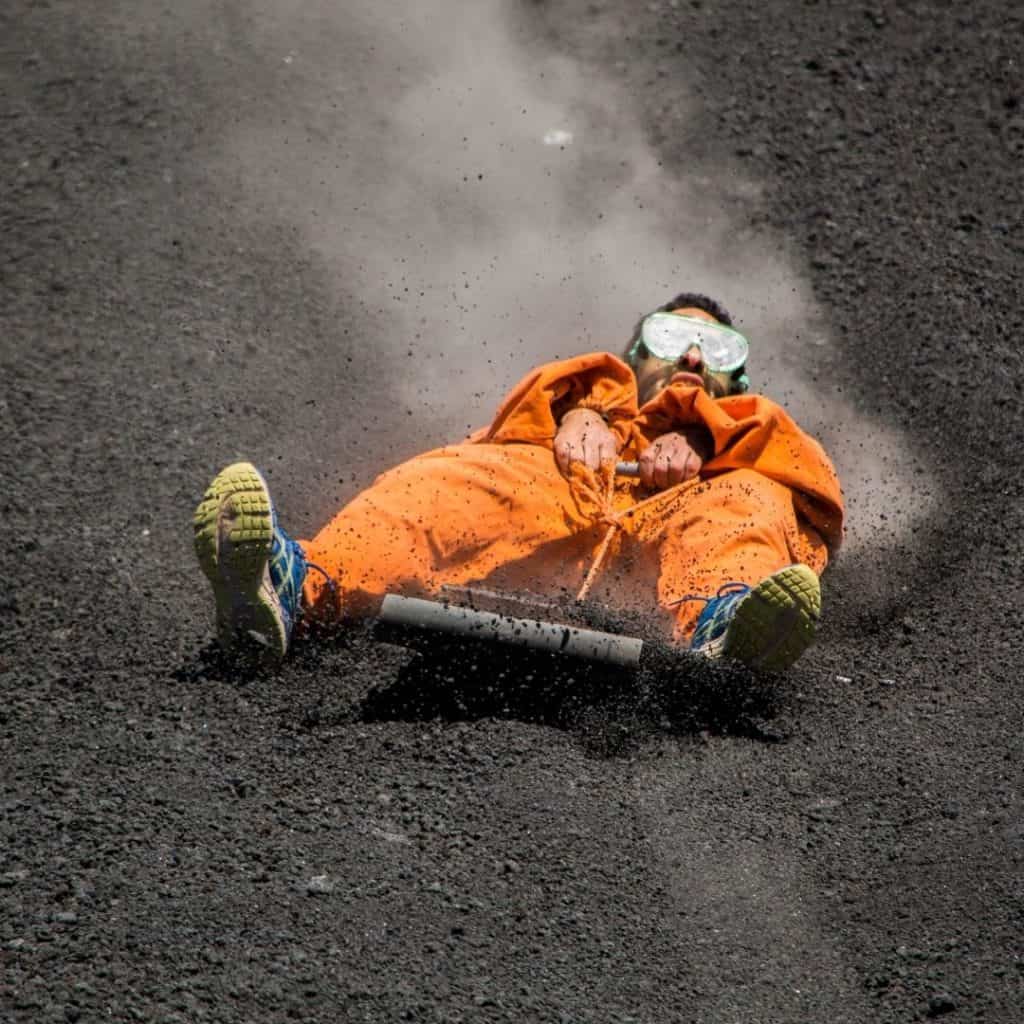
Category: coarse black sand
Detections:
[{"x1": 3, "y1": 1, "x2": 1022, "y2": 1021}]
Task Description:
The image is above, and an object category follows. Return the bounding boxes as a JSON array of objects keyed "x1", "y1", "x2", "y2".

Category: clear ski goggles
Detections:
[{"x1": 630, "y1": 312, "x2": 750, "y2": 375}]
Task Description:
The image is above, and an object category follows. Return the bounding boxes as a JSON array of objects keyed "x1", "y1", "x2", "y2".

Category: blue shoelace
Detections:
[{"x1": 669, "y1": 581, "x2": 749, "y2": 608}]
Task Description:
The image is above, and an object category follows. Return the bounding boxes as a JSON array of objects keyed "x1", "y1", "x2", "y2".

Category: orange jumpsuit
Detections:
[{"x1": 301, "y1": 353, "x2": 844, "y2": 643}]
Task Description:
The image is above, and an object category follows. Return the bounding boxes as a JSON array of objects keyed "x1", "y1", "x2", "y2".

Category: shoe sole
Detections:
[
  {"x1": 721, "y1": 564, "x2": 821, "y2": 672},
  {"x1": 193, "y1": 462, "x2": 287, "y2": 660}
]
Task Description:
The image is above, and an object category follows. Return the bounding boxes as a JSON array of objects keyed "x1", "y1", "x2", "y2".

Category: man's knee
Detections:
[{"x1": 703, "y1": 468, "x2": 793, "y2": 513}]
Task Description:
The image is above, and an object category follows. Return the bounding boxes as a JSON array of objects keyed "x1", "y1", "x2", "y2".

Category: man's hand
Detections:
[
  {"x1": 554, "y1": 408, "x2": 619, "y2": 477},
  {"x1": 638, "y1": 431, "x2": 704, "y2": 490}
]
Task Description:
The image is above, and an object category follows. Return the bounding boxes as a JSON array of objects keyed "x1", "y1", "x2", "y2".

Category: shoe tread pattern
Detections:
[
  {"x1": 723, "y1": 564, "x2": 821, "y2": 672},
  {"x1": 192, "y1": 462, "x2": 285, "y2": 659}
]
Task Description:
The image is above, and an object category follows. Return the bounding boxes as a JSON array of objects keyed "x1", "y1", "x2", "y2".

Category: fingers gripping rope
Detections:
[{"x1": 574, "y1": 465, "x2": 700, "y2": 603}]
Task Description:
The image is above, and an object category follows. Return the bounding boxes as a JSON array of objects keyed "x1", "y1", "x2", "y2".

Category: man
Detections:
[{"x1": 193, "y1": 292, "x2": 844, "y2": 672}]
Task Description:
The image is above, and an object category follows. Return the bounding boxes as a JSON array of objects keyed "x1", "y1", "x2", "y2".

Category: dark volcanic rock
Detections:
[{"x1": 2, "y1": 1, "x2": 1022, "y2": 1022}]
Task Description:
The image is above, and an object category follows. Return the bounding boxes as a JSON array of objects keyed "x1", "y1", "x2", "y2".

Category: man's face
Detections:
[{"x1": 632, "y1": 307, "x2": 739, "y2": 405}]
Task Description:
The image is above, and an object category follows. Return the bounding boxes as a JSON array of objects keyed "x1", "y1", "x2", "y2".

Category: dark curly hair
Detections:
[{"x1": 621, "y1": 292, "x2": 734, "y2": 366}]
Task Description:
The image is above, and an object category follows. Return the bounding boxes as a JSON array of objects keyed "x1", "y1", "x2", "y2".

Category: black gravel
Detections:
[{"x1": 3, "y1": 1, "x2": 1022, "y2": 1022}]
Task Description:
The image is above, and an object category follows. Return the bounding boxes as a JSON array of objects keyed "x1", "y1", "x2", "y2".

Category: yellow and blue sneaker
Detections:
[
  {"x1": 193, "y1": 462, "x2": 309, "y2": 661},
  {"x1": 687, "y1": 564, "x2": 822, "y2": 672}
]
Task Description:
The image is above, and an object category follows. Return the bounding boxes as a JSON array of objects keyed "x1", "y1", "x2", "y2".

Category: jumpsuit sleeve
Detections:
[
  {"x1": 476, "y1": 352, "x2": 639, "y2": 448},
  {"x1": 636, "y1": 384, "x2": 846, "y2": 552}
]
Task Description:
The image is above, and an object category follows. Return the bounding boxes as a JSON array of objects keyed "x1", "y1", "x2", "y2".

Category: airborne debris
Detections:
[
  {"x1": 542, "y1": 129, "x2": 574, "y2": 146},
  {"x1": 306, "y1": 874, "x2": 334, "y2": 895}
]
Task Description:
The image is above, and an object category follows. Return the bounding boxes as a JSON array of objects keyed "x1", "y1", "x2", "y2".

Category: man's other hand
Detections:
[
  {"x1": 554, "y1": 408, "x2": 619, "y2": 477},
  {"x1": 639, "y1": 431, "x2": 703, "y2": 490}
]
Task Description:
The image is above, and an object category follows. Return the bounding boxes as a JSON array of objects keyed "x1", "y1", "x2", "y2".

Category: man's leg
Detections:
[
  {"x1": 654, "y1": 469, "x2": 831, "y2": 669},
  {"x1": 195, "y1": 445, "x2": 600, "y2": 660},
  {"x1": 300, "y1": 442, "x2": 599, "y2": 622}
]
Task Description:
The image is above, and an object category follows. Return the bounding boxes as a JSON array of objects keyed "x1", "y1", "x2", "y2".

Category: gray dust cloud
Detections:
[{"x1": 213, "y1": 0, "x2": 933, "y2": 557}]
